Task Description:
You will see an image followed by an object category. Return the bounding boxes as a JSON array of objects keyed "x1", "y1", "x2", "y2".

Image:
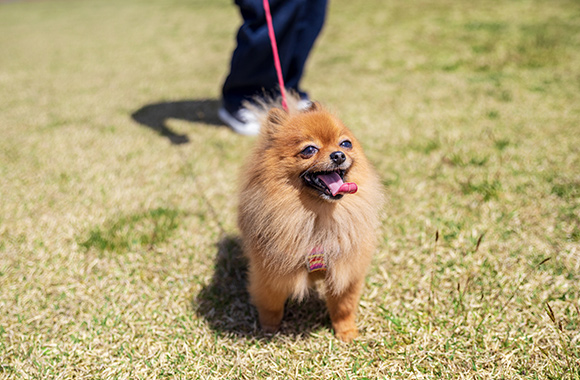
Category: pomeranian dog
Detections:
[{"x1": 238, "y1": 98, "x2": 383, "y2": 342}]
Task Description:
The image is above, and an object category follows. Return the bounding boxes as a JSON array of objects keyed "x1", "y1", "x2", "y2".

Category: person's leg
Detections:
[
  {"x1": 220, "y1": 0, "x2": 326, "y2": 134},
  {"x1": 222, "y1": 0, "x2": 304, "y2": 113},
  {"x1": 284, "y1": 0, "x2": 328, "y2": 97}
]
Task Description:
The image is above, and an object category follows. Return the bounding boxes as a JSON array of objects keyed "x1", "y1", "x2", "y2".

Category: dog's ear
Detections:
[{"x1": 264, "y1": 108, "x2": 288, "y2": 135}]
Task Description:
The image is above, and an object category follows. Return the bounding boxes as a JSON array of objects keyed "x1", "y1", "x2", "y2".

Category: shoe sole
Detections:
[{"x1": 218, "y1": 107, "x2": 260, "y2": 136}]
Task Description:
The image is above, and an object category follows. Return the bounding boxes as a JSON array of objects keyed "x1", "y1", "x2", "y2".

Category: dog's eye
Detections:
[
  {"x1": 340, "y1": 140, "x2": 353, "y2": 149},
  {"x1": 300, "y1": 145, "x2": 318, "y2": 158}
]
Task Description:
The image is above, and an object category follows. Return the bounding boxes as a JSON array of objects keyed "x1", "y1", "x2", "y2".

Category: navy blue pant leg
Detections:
[
  {"x1": 283, "y1": 0, "x2": 327, "y2": 91},
  {"x1": 221, "y1": 0, "x2": 328, "y2": 113}
]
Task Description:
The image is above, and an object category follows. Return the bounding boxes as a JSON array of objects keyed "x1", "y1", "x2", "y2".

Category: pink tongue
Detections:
[
  {"x1": 317, "y1": 172, "x2": 358, "y2": 196},
  {"x1": 338, "y1": 182, "x2": 358, "y2": 194}
]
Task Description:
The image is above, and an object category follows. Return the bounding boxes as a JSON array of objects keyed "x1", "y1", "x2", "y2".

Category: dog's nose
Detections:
[{"x1": 330, "y1": 151, "x2": 346, "y2": 165}]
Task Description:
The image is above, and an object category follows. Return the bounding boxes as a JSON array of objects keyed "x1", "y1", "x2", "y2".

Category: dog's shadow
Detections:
[
  {"x1": 195, "y1": 235, "x2": 331, "y2": 339},
  {"x1": 131, "y1": 99, "x2": 225, "y2": 145}
]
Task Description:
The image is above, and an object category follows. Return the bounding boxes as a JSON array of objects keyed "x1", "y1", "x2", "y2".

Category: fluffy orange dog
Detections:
[{"x1": 238, "y1": 100, "x2": 383, "y2": 342}]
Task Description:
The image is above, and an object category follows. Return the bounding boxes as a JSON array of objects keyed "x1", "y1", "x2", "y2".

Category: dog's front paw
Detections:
[
  {"x1": 261, "y1": 323, "x2": 281, "y2": 334},
  {"x1": 335, "y1": 327, "x2": 358, "y2": 343},
  {"x1": 258, "y1": 308, "x2": 283, "y2": 334}
]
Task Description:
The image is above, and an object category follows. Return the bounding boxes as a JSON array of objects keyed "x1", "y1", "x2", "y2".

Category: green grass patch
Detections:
[
  {"x1": 460, "y1": 178, "x2": 502, "y2": 201},
  {"x1": 80, "y1": 208, "x2": 182, "y2": 253},
  {"x1": 551, "y1": 179, "x2": 580, "y2": 200}
]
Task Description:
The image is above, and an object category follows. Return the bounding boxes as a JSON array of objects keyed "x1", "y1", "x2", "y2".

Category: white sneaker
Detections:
[
  {"x1": 218, "y1": 107, "x2": 261, "y2": 136},
  {"x1": 297, "y1": 99, "x2": 313, "y2": 111}
]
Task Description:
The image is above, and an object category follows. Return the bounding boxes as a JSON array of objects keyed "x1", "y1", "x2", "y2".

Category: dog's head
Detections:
[{"x1": 259, "y1": 102, "x2": 364, "y2": 202}]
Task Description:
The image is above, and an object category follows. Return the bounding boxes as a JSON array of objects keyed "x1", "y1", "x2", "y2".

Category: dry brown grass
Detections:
[{"x1": 1, "y1": 0, "x2": 579, "y2": 378}]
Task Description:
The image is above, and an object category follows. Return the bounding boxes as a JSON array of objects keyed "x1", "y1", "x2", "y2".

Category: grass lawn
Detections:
[{"x1": 1, "y1": 0, "x2": 579, "y2": 378}]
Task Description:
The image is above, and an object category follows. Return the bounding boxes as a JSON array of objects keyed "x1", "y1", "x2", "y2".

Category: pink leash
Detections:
[{"x1": 263, "y1": 0, "x2": 288, "y2": 111}]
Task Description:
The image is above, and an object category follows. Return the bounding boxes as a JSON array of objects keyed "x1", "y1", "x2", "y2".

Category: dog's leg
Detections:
[
  {"x1": 248, "y1": 268, "x2": 290, "y2": 333},
  {"x1": 326, "y1": 278, "x2": 364, "y2": 342}
]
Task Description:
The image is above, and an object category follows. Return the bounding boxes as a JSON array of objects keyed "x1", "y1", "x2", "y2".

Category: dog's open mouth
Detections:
[{"x1": 302, "y1": 169, "x2": 358, "y2": 199}]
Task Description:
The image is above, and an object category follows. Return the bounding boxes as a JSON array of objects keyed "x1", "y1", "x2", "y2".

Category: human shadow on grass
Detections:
[
  {"x1": 131, "y1": 99, "x2": 224, "y2": 145},
  {"x1": 195, "y1": 235, "x2": 331, "y2": 339}
]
